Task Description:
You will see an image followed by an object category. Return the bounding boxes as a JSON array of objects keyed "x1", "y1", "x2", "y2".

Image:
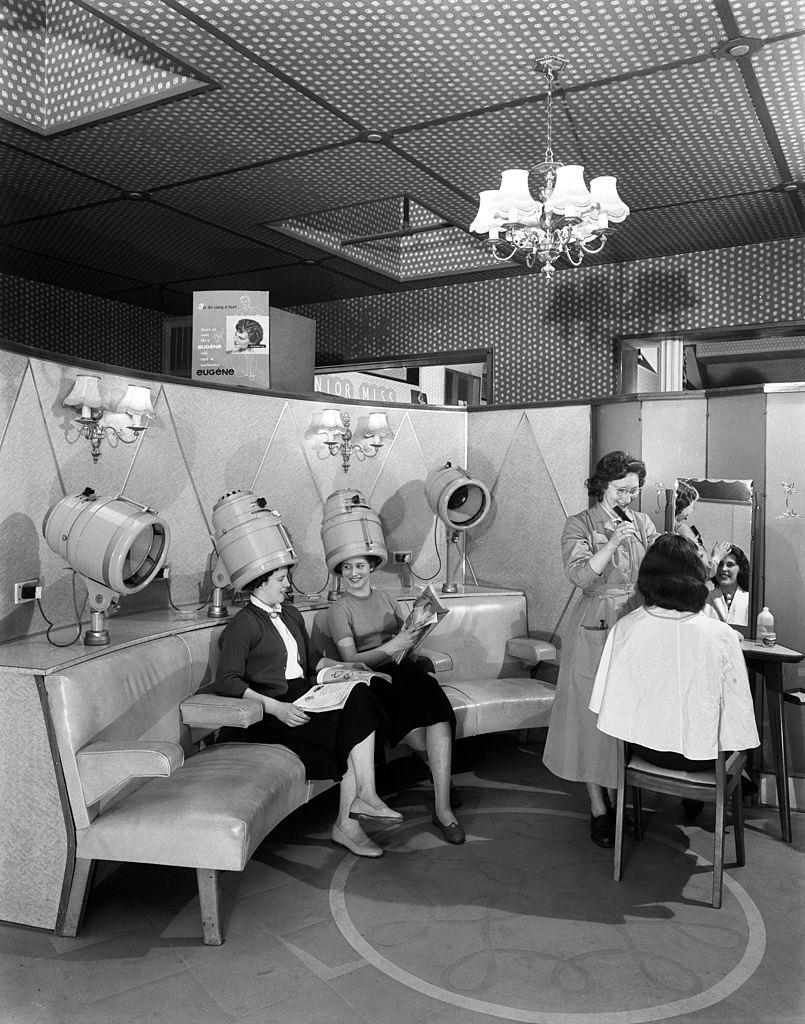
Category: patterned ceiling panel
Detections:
[
  {"x1": 399, "y1": 60, "x2": 780, "y2": 209},
  {"x1": 159, "y1": 143, "x2": 475, "y2": 231},
  {"x1": 731, "y1": 0, "x2": 804, "y2": 36},
  {"x1": 602, "y1": 192, "x2": 800, "y2": 262},
  {"x1": 752, "y1": 38, "x2": 805, "y2": 178},
  {"x1": 0, "y1": 0, "x2": 207, "y2": 135},
  {"x1": 0, "y1": 246, "x2": 156, "y2": 297},
  {"x1": 0, "y1": 0, "x2": 802, "y2": 305},
  {"x1": 0, "y1": 145, "x2": 119, "y2": 222},
  {"x1": 0, "y1": 199, "x2": 292, "y2": 284},
  {"x1": 174, "y1": 0, "x2": 723, "y2": 126}
]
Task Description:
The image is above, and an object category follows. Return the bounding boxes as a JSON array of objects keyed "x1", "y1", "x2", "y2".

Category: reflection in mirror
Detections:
[
  {"x1": 673, "y1": 478, "x2": 754, "y2": 630},
  {"x1": 314, "y1": 348, "x2": 492, "y2": 407}
]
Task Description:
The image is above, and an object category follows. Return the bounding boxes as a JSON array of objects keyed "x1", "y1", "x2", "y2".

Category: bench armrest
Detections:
[
  {"x1": 506, "y1": 637, "x2": 558, "y2": 665},
  {"x1": 180, "y1": 694, "x2": 264, "y2": 730},
  {"x1": 76, "y1": 740, "x2": 184, "y2": 805},
  {"x1": 413, "y1": 648, "x2": 453, "y2": 673}
]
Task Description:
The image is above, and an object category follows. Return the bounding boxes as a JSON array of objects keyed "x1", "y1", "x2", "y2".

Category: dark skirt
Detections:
[
  {"x1": 632, "y1": 745, "x2": 715, "y2": 772},
  {"x1": 369, "y1": 659, "x2": 456, "y2": 747},
  {"x1": 218, "y1": 681, "x2": 386, "y2": 782}
]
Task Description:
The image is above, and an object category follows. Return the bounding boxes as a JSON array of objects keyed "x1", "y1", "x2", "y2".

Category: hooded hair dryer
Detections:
[{"x1": 424, "y1": 463, "x2": 491, "y2": 593}]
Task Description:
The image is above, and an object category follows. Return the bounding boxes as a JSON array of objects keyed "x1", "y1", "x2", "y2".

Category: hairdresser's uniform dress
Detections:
[
  {"x1": 543, "y1": 503, "x2": 657, "y2": 789},
  {"x1": 214, "y1": 599, "x2": 385, "y2": 781},
  {"x1": 328, "y1": 589, "x2": 456, "y2": 747}
]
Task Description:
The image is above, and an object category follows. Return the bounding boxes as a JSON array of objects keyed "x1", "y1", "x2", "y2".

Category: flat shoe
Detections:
[
  {"x1": 349, "y1": 810, "x2": 403, "y2": 824},
  {"x1": 607, "y1": 807, "x2": 635, "y2": 835},
  {"x1": 331, "y1": 824, "x2": 383, "y2": 858},
  {"x1": 590, "y1": 813, "x2": 614, "y2": 848},
  {"x1": 432, "y1": 815, "x2": 465, "y2": 845}
]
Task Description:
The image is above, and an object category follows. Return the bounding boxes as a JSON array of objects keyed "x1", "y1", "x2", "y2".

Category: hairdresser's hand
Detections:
[
  {"x1": 710, "y1": 541, "x2": 731, "y2": 566},
  {"x1": 605, "y1": 520, "x2": 637, "y2": 550},
  {"x1": 268, "y1": 699, "x2": 310, "y2": 727}
]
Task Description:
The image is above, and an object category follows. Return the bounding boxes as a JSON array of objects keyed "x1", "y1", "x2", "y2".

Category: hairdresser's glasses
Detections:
[{"x1": 612, "y1": 486, "x2": 642, "y2": 497}]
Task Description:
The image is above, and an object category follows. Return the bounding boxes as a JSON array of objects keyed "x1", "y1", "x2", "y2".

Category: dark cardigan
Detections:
[{"x1": 214, "y1": 602, "x2": 317, "y2": 700}]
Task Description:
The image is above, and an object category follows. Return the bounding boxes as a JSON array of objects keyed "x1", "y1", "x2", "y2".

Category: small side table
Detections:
[{"x1": 741, "y1": 639, "x2": 804, "y2": 843}]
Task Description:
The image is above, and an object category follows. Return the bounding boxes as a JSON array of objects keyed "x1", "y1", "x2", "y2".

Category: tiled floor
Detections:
[{"x1": 2, "y1": 735, "x2": 803, "y2": 1024}]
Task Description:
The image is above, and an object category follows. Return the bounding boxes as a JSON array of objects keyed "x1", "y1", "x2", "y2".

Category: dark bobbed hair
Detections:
[
  {"x1": 235, "y1": 318, "x2": 264, "y2": 347},
  {"x1": 638, "y1": 533, "x2": 709, "y2": 612},
  {"x1": 243, "y1": 564, "x2": 291, "y2": 592},
  {"x1": 719, "y1": 544, "x2": 750, "y2": 592},
  {"x1": 586, "y1": 450, "x2": 647, "y2": 499},
  {"x1": 335, "y1": 554, "x2": 382, "y2": 575},
  {"x1": 674, "y1": 480, "x2": 699, "y2": 517}
]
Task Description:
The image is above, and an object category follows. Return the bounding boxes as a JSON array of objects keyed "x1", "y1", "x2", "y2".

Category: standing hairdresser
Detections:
[{"x1": 543, "y1": 450, "x2": 657, "y2": 848}]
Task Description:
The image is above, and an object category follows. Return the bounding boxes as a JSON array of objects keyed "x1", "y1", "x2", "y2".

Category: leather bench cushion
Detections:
[
  {"x1": 443, "y1": 679, "x2": 555, "y2": 739},
  {"x1": 78, "y1": 742, "x2": 335, "y2": 871}
]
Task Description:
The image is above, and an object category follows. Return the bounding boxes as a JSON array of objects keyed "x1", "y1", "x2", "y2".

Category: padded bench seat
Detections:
[{"x1": 444, "y1": 678, "x2": 556, "y2": 738}]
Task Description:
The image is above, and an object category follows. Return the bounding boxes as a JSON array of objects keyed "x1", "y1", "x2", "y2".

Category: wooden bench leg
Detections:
[
  {"x1": 197, "y1": 868, "x2": 223, "y2": 945},
  {"x1": 58, "y1": 857, "x2": 95, "y2": 937}
]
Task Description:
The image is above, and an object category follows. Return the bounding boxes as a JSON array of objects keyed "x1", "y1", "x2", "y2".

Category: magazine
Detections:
[
  {"x1": 292, "y1": 666, "x2": 391, "y2": 713},
  {"x1": 393, "y1": 584, "x2": 449, "y2": 665}
]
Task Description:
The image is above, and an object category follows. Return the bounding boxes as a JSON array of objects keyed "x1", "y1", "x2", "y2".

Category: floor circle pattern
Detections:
[{"x1": 329, "y1": 807, "x2": 766, "y2": 1023}]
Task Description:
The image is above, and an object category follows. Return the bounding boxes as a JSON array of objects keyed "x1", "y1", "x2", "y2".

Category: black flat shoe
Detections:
[
  {"x1": 607, "y1": 807, "x2": 635, "y2": 835},
  {"x1": 590, "y1": 814, "x2": 614, "y2": 848},
  {"x1": 432, "y1": 815, "x2": 466, "y2": 845}
]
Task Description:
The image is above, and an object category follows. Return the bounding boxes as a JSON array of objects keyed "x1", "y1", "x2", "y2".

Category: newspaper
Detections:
[
  {"x1": 292, "y1": 666, "x2": 391, "y2": 712},
  {"x1": 392, "y1": 584, "x2": 449, "y2": 665}
]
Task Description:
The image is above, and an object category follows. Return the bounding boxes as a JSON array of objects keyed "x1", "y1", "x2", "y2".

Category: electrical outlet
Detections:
[
  {"x1": 393, "y1": 551, "x2": 412, "y2": 564},
  {"x1": 14, "y1": 579, "x2": 42, "y2": 604},
  {"x1": 156, "y1": 564, "x2": 170, "y2": 580}
]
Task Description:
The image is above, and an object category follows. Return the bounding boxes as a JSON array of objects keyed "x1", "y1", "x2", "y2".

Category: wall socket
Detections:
[
  {"x1": 392, "y1": 551, "x2": 412, "y2": 564},
  {"x1": 14, "y1": 579, "x2": 42, "y2": 604},
  {"x1": 156, "y1": 564, "x2": 170, "y2": 579}
]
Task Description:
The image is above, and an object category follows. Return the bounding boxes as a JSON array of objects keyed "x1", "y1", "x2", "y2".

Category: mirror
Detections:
[
  {"x1": 673, "y1": 477, "x2": 756, "y2": 631},
  {"x1": 314, "y1": 348, "x2": 493, "y2": 407}
]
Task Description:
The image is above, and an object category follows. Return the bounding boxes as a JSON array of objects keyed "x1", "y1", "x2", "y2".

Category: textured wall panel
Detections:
[
  {"x1": 706, "y1": 392, "x2": 767, "y2": 486},
  {"x1": 640, "y1": 396, "x2": 708, "y2": 500},
  {"x1": 0, "y1": 671, "x2": 67, "y2": 928}
]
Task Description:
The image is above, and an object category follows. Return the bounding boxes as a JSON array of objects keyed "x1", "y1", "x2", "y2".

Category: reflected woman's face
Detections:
[{"x1": 716, "y1": 555, "x2": 740, "y2": 587}]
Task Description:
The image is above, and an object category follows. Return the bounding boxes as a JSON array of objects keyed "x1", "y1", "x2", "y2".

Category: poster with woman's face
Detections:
[{"x1": 227, "y1": 315, "x2": 270, "y2": 353}]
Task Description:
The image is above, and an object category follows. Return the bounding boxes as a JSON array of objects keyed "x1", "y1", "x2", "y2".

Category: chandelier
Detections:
[{"x1": 469, "y1": 56, "x2": 629, "y2": 280}]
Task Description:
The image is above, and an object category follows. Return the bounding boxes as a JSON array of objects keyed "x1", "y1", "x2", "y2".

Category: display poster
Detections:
[{"x1": 192, "y1": 291, "x2": 271, "y2": 388}]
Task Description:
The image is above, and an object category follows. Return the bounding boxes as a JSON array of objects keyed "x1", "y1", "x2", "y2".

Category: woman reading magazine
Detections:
[
  {"x1": 327, "y1": 556, "x2": 464, "y2": 845},
  {"x1": 214, "y1": 564, "x2": 399, "y2": 858}
]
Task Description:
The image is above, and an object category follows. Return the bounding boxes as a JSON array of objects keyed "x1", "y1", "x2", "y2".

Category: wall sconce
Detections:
[
  {"x1": 63, "y1": 375, "x2": 154, "y2": 462},
  {"x1": 317, "y1": 408, "x2": 390, "y2": 472}
]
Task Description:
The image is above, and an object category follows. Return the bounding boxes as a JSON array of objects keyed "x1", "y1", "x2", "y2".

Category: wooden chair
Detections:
[{"x1": 613, "y1": 741, "x2": 747, "y2": 909}]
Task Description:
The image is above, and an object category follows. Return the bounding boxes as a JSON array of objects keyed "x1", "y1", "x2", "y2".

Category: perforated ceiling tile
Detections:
[
  {"x1": 0, "y1": 0, "x2": 209, "y2": 135},
  {"x1": 752, "y1": 38, "x2": 805, "y2": 178},
  {"x1": 731, "y1": 0, "x2": 804, "y2": 37},
  {"x1": 0, "y1": 199, "x2": 291, "y2": 283},
  {"x1": 176, "y1": 0, "x2": 723, "y2": 126},
  {"x1": 402, "y1": 60, "x2": 779, "y2": 210},
  {"x1": 161, "y1": 142, "x2": 473, "y2": 231},
  {"x1": 605, "y1": 192, "x2": 800, "y2": 261},
  {"x1": 0, "y1": 145, "x2": 119, "y2": 222}
]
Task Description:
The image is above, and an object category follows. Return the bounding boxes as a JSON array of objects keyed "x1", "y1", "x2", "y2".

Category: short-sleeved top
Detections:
[{"x1": 328, "y1": 589, "x2": 401, "y2": 653}]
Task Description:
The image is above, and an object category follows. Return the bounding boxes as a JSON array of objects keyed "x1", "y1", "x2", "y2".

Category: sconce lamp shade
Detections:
[
  {"x1": 64, "y1": 375, "x2": 104, "y2": 411},
  {"x1": 211, "y1": 489, "x2": 297, "y2": 591},
  {"x1": 321, "y1": 489, "x2": 388, "y2": 573},
  {"x1": 425, "y1": 463, "x2": 492, "y2": 531},
  {"x1": 365, "y1": 411, "x2": 389, "y2": 437},
  {"x1": 43, "y1": 491, "x2": 170, "y2": 596},
  {"x1": 320, "y1": 408, "x2": 345, "y2": 433},
  {"x1": 118, "y1": 385, "x2": 154, "y2": 428},
  {"x1": 589, "y1": 175, "x2": 630, "y2": 222}
]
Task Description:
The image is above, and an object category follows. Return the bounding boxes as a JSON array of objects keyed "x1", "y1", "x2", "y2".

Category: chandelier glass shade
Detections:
[{"x1": 469, "y1": 57, "x2": 629, "y2": 280}]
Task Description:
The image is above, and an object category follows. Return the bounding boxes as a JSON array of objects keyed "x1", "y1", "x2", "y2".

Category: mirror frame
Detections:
[
  {"x1": 314, "y1": 347, "x2": 494, "y2": 407},
  {"x1": 677, "y1": 477, "x2": 761, "y2": 636}
]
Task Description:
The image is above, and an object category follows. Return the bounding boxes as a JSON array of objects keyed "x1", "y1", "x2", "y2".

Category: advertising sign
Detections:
[{"x1": 192, "y1": 291, "x2": 271, "y2": 388}]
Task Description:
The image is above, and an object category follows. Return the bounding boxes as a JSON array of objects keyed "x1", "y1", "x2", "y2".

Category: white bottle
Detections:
[{"x1": 756, "y1": 606, "x2": 776, "y2": 646}]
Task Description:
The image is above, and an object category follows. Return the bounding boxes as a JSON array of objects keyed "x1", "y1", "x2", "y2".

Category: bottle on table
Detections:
[{"x1": 756, "y1": 606, "x2": 776, "y2": 646}]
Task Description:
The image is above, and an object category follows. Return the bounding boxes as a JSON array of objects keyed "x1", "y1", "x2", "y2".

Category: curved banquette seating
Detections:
[{"x1": 43, "y1": 598, "x2": 556, "y2": 946}]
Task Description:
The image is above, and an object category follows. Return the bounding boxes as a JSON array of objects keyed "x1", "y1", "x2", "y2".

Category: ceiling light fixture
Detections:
[{"x1": 469, "y1": 55, "x2": 630, "y2": 280}]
